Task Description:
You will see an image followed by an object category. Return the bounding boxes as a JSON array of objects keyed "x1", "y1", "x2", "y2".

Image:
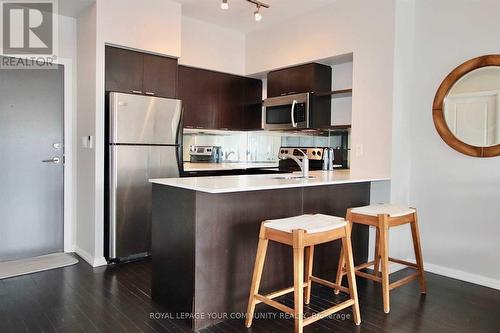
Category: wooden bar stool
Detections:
[
  {"x1": 245, "y1": 214, "x2": 361, "y2": 333},
  {"x1": 335, "y1": 204, "x2": 427, "y2": 314}
]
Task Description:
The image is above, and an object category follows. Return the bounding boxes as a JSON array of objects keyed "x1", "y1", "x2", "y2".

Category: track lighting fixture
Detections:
[{"x1": 218, "y1": 0, "x2": 269, "y2": 21}]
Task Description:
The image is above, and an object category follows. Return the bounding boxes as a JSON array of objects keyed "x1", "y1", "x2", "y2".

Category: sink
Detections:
[{"x1": 270, "y1": 175, "x2": 316, "y2": 180}]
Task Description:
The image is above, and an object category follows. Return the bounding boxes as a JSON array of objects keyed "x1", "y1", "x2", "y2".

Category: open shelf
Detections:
[
  {"x1": 328, "y1": 124, "x2": 351, "y2": 130},
  {"x1": 316, "y1": 88, "x2": 353, "y2": 98}
]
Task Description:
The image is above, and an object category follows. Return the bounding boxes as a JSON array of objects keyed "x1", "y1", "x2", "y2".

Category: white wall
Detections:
[
  {"x1": 99, "y1": 0, "x2": 181, "y2": 57},
  {"x1": 395, "y1": 0, "x2": 500, "y2": 288},
  {"x1": 57, "y1": 14, "x2": 78, "y2": 253},
  {"x1": 246, "y1": 0, "x2": 396, "y2": 177},
  {"x1": 76, "y1": 4, "x2": 98, "y2": 264},
  {"x1": 180, "y1": 17, "x2": 246, "y2": 75},
  {"x1": 387, "y1": 0, "x2": 417, "y2": 264},
  {"x1": 58, "y1": 15, "x2": 78, "y2": 61}
]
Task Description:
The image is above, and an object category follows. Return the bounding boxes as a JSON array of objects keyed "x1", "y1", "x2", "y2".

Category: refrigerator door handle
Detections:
[
  {"x1": 175, "y1": 104, "x2": 184, "y2": 147},
  {"x1": 109, "y1": 145, "x2": 118, "y2": 259},
  {"x1": 176, "y1": 105, "x2": 184, "y2": 175}
]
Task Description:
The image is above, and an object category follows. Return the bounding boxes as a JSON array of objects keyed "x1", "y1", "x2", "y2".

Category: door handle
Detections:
[{"x1": 42, "y1": 157, "x2": 60, "y2": 164}]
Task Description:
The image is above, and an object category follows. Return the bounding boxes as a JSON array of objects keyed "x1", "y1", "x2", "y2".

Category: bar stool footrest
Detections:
[
  {"x1": 389, "y1": 272, "x2": 420, "y2": 291},
  {"x1": 310, "y1": 276, "x2": 350, "y2": 294},
  {"x1": 339, "y1": 260, "x2": 376, "y2": 276},
  {"x1": 254, "y1": 294, "x2": 294, "y2": 315},
  {"x1": 255, "y1": 283, "x2": 310, "y2": 304},
  {"x1": 355, "y1": 270, "x2": 382, "y2": 282},
  {"x1": 388, "y1": 257, "x2": 418, "y2": 268},
  {"x1": 303, "y1": 299, "x2": 355, "y2": 326}
]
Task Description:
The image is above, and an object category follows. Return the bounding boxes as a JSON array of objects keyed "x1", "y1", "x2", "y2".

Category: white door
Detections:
[{"x1": 445, "y1": 92, "x2": 499, "y2": 146}]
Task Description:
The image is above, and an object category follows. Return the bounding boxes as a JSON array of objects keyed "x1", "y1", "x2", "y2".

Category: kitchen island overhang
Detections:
[{"x1": 150, "y1": 171, "x2": 389, "y2": 330}]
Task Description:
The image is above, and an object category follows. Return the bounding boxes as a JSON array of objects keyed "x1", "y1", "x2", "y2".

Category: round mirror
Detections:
[{"x1": 433, "y1": 55, "x2": 500, "y2": 157}]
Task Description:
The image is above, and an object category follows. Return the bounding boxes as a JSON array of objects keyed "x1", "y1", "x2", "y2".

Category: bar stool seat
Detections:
[
  {"x1": 264, "y1": 214, "x2": 346, "y2": 233},
  {"x1": 245, "y1": 214, "x2": 361, "y2": 333},
  {"x1": 351, "y1": 204, "x2": 416, "y2": 217}
]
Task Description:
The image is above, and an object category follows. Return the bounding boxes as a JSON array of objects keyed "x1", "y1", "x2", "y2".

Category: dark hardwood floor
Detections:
[{"x1": 0, "y1": 254, "x2": 499, "y2": 333}]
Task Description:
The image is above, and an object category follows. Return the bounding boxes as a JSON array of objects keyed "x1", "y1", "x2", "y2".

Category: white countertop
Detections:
[
  {"x1": 183, "y1": 162, "x2": 279, "y2": 172},
  {"x1": 150, "y1": 170, "x2": 390, "y2": 194}
]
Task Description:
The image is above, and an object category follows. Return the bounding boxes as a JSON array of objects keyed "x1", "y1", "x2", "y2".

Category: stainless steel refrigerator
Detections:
[{"x1": 107, "y1": 92, "x2": 182, "y2": 262}]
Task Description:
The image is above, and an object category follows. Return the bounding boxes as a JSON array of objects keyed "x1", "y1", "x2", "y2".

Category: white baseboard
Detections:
[
  {"x1": 422, "y1": 261, "x2": 500, "y2": 291},
  {"x1": 369, "y1": 257, "x2": 500, "y2": 290},
  {"x1": 64, "y1": 244, "x2": 75, "y2": 253},
  {"x1": 74, "y1": 246, "x2": 108, "y2": 267}
]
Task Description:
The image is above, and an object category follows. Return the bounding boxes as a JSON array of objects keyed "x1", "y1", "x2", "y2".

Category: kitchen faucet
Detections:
[
  {"x1": 224, "y1": 151, "x2": 235, "y2": 161},
  {"x1": 279, "y1": 149, "x2": 309, "y2": 178}
]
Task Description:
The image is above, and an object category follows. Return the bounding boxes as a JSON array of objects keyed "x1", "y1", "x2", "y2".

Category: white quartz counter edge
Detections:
[{"x1": 150, "y1": 170, "x2": 390, "y2": 194}]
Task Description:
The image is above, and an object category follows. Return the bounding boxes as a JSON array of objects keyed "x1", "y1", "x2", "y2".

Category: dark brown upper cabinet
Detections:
[
  {"x1": 178, "y1": 66, "x2": 218, "y2": 129},
  {"x1": 105, "y1": 46, "x2": 178, "y2": 98},
  {"x1": 267, "y1": 63, "x2": 332, "y2": 128},
  {"x1": 105, "y1": 46, "x2": 144, "y2": 94},
  {"x1": 267, "y1": 63, "x2": 331, "y2": 97},
  {"x1": 178, "y1": 66, "x2": 262, "y2": 130}
]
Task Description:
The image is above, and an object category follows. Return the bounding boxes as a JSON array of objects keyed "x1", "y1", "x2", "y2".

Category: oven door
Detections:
[{"x1": 263, "y1": 93, "x2": 309, "y2": 130}]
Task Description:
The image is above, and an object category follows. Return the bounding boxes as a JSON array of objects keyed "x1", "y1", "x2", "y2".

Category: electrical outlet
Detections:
[{"x1": 355, "y1": 144, "x2": 364, "y2": 157}]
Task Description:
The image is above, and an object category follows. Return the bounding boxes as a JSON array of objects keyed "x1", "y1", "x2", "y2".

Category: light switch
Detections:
[{"x1": 82, "y1": 135, "x2": 93, "y2": 149}]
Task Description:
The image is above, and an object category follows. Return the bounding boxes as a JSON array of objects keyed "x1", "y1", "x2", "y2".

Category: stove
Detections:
[
  {"x1": 189, "y1": 145, "x2": 222, "y2": 163},
  {"x1": 278, "y1": 147, "x2": 346, "y2": 172}
]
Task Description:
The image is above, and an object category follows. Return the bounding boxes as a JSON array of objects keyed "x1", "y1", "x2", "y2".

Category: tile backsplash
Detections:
[{"x1": 183, "y1": 129, "x2": 349, "y2": 164}]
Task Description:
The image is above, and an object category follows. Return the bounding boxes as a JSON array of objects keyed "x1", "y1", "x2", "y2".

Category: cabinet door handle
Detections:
[
  {"x1": 145, "y1": 92, "x2": 155, "y2": 96},
  {"x1": 132, "y1": 90, "x2": 143, "y2": 94}
]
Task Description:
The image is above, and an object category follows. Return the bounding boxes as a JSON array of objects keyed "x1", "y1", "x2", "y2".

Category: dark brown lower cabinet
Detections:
[{"x1": 178, "y1": 65, "x2": 263, "y2": 130}]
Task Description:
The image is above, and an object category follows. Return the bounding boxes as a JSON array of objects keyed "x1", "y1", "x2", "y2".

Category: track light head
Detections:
[
  {"x1": 254, "y1": 5, "x2": 262, "y2": 21},
  {"x1": 221, "y1": 0, "x2": 229, "y2": 10}
]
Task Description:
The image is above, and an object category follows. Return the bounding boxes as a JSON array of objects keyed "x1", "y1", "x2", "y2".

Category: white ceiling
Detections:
[
  {"x1": 172, "y1": 0, "x2": 335, "y2": 33},
  {"x1": 59, "y1": 0, "x2": 94, "y2": 18}
]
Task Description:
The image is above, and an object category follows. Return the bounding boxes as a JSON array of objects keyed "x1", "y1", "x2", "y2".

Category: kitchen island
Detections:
[{"x1": 150, "y1": 170, "x2": 389, "y2": 330}]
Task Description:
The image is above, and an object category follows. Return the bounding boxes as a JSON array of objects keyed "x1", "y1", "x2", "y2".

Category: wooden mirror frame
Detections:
[{"x1": 433, "y1": 54, "x2": 500, "y2": 157}]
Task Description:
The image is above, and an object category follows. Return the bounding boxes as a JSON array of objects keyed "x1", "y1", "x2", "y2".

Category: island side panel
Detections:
[
  {"x1": 151, "y1": 184, "x2": 196, "y2": 320},
  {"x1": 193, "y1": 188, "x2": 303, "y2": 330},
  {"x1": 302, "y1": 182, "x2": 371, "y2": 279}
]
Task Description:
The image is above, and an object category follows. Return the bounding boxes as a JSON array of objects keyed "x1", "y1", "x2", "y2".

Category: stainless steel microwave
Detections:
[{"x1": 262, "y1": 93, "x2": 310, "y2": 130}]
